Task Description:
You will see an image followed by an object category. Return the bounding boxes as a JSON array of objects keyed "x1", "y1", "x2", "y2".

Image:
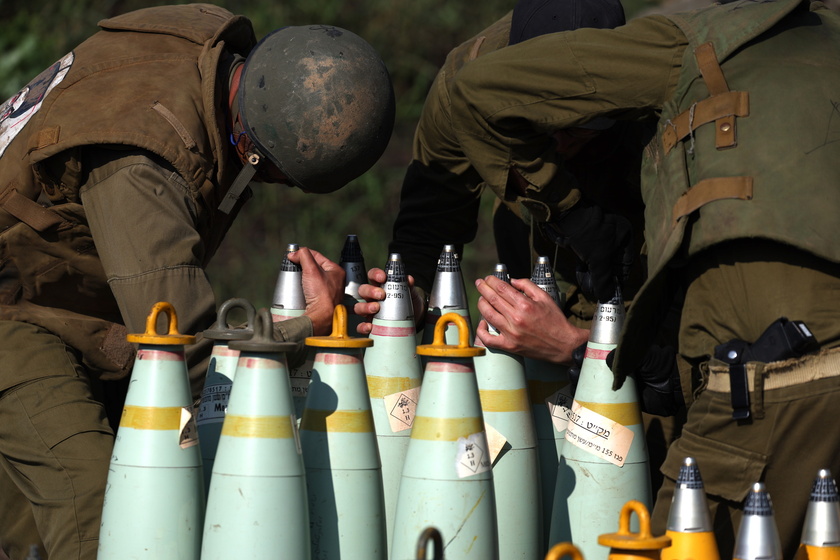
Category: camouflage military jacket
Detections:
[{"x1": 0, "y1": 4, "x2": 256, "y2": 383}]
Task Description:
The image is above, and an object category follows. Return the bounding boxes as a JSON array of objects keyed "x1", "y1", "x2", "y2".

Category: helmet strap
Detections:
[
  {"x1": 219, "y1": 151, "x2": 259, "y2": 214},
  {"x1": 220, "y1": 105, "x2": 262, "y2": 214}
]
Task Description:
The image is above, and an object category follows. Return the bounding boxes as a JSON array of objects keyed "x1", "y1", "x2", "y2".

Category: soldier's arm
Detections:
[
  {"x1": 80, "y1": 149, "x2": 219, "y2": 395},
  {"x1": 450, "y1": 15, "x2": 686, "y2": 223},
  {"x1": 391, "y1": 12, "x2": 514, "y2": 292},
  {"x1": 80, "y1": 149, "x2": 317, "y2": 392},
  {"x1": 389, "y1": 67, "x2": 484, "y2": 294}
]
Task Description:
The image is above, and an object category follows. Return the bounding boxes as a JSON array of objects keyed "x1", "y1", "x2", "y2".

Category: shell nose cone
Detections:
[
  {"x1": 272, "y1": 243, "x2": 305, "y2": 309},
  {"x1": 666, "y1": 457, "x2": 713, "y2": 533},
  {"x1": 376, "y1": 253, "x2": 414, "y2": 322},
  {"x1": 429, "y1": 246, "x2": 467, "y2": 309},
  {"x1": 744, "y1": 483, "x2": 774, "y2": 517},
  {"x1": 530, "y1": 256, "x2": 562, "y2": 307},
  {"x1": 733, "y1": 482, "x2": 782, "y2": 560},
  {"x1": 340, "y1": 234, "x2": 364, "y2": 263},
  {"x1": 801, "y1": 469, "x2": 840, "y2": 547}
]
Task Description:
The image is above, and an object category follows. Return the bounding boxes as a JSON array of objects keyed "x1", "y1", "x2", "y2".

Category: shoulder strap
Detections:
[{"x1": 0, "y1": 187, "x2": 63, "y2": 231}]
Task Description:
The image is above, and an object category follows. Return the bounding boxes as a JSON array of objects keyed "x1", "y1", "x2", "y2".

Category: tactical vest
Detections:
[
  {"x1": 615, "y1": 0, "x2": 840, "y2": 381},
  {"x1": 0, "y1": 4, "x2": 256, "y2": 381}
]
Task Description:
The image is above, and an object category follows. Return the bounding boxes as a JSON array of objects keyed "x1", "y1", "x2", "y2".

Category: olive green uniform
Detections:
[
  {"x1": 449, "y1": 0, "x2": 840, "y2": 556},
  {"x1": 389, "y1": 11, "x2": 649, "y2": 322},
  {"x1": 0, "y1": 6, "x2": 310, "y2": 558}
]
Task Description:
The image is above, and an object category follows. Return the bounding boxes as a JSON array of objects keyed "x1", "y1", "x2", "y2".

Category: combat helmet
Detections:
[{"x1": 239, "y1": 25, "x2": 395, "y2": 193}]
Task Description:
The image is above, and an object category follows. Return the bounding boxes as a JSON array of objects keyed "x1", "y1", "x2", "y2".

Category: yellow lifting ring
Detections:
[
  {"x1": 306, "y1": 304, "x2": 374, "y2": 348},
  {"x1": 545, "y1": 542, "x2": 585, "y2": 560},
  {"x1": 598, "y1": 500, "x2": 671, "y2": 556},
  {"x1": 416, "y1": 312, "x2": 485, "y2": 358},
  {"x1": 126, "y1": 301, "x2": 196, "y2": 345}
]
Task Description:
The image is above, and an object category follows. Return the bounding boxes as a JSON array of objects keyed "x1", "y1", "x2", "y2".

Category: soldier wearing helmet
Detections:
[{"x1": 0, "y1": 4, "x2": 394, "y2": 558}]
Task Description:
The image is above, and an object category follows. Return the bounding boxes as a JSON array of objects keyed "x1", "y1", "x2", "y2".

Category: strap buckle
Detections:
[{"x1": 714, "y1": 341, "x2": 751, "y2": 420}]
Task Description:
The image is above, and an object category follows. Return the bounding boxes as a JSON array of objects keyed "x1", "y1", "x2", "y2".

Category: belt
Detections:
[{"x1": 706, "y1": 346, "x2": 840, "y2": 393}]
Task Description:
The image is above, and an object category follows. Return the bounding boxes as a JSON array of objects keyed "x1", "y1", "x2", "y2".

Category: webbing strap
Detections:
[
  {"x1": 663, "y1": 91, "x2": 749, "y2": 153},
  {"x1": 0, "y1": 189, "x2": 63, "y2": 231},
  {"x1": 695, "y1": 42, "x2": 729, "y2": 95},
  {"x1": 152, "y1": 102, "x2": 196, "y2": 150},
  {"x1": 218, "y1": 158, "x2": 257, "y2": 214},
  {"x1": 468, "y1": 36, "x2": 486, "y2": 61},
  {"x1": 671, "y1": 176, "x2": 753, "y2": 225},
  {"x1": 694, "y1": 42, "x2": 740, "y2": 149}
]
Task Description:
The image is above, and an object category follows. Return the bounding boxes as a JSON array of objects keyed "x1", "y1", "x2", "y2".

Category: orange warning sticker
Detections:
[
  {"x1": 383, "y1": 387, "x2": 420, "y2": 432},
  {"x1": 564, "y1": 401, "x2": 634, "y2": 467},
  {"x1": 456, "y1": 432, "x2": 492, "y2": 478}
]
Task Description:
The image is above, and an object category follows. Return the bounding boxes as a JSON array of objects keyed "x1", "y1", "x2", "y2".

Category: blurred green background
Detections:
[{"x1": 0, "y1": 0, "x2": 664, "y2": 320}]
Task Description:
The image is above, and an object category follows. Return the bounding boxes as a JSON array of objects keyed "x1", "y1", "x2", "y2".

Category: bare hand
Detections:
[
  {"x1": 353, "y1": 267, "x2": 426, "y2": 334},
  {"x1": 475, "y1": 276, "x2": 589, "y2": 365},
  {"x1": 287, "y1": 247, "x2": 345, "y2": 336}
]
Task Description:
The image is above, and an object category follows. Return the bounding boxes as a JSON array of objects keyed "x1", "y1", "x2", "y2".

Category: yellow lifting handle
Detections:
[
  {"x1": 545, "y1": 542, "x2": 585, "y2": 560},
  {"x1": 126, "y1": 301, "x2": 196, "y2": 345},
  {"x1": 416, "y1": 312, "x2": 484, "y2": 358},
  {"x1": 598, "y1": 500, "x2": 671, "y2": 553},
  {"x1": 306, "y1": 304, "x2": 373, "y2": 348}
]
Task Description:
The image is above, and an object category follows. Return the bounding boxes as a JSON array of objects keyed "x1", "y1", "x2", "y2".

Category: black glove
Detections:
[
  {"x1": 607, "y1": 345, "x2": 684, "y2": 417},
  {"x1": 540, "y1": 202, "x2": 633, "y2": 303}
]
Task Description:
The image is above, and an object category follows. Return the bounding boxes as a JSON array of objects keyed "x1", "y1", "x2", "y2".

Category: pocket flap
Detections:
[
  {"x1": 661, "y1": 428, "x2": 767, "y2": 504},
  {"x1": 33, "y1": 401, "x2": 112, "y2": 451}
]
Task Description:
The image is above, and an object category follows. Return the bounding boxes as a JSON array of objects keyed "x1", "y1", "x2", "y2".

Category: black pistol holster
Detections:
[{"x1": 713, "y1": 317, "x2": 818, "y2": 420}]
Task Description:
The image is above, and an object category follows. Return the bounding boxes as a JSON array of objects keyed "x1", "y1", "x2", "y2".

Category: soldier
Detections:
[
  {"x1": 447, "y1": 0, "x2": 840, "y2": 557},
  {"x1": 0, "y1": 5, "x2": 394, "y2": 558},
  {"x1": 354, "y1": 0, "x2": 684, "y2": 498},
  {"x1": 357, "y1": 0, "x2": 640, "y2": 335}
]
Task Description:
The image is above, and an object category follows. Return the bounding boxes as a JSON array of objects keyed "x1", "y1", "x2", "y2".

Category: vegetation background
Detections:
[{"x1": 1, "y1": 0, "x2": 667, "y2": 324}]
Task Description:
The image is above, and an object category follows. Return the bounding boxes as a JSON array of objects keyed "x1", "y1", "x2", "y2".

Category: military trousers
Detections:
[
  {"x1": 0, "y1": 321, "x2": 116, "y2": 560},
  {"x1": 651, "y1": 348, "x2": 840, "y2": 560}
]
